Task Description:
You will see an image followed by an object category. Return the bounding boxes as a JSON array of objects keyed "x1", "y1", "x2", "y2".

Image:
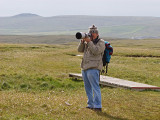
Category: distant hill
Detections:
[
  {"x1": 12, "y1": 13, "x2": 42, "y2": 18},
  {"x1": 0, "y1": 13, "x2": 160, "y2": 39}
]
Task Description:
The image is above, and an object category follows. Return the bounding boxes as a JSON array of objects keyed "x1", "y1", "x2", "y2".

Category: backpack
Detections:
[
  {"x1": 101, "y1": 41, "x2": 113, "y2": 74},
  {"x1": 93, "y1": 38, "x2": 113, "y2": 74}
]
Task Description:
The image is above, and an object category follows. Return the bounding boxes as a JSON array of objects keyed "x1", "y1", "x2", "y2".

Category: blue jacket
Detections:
[{"x1": 104, "y1": 41, "x2": 113, "y2": 63}]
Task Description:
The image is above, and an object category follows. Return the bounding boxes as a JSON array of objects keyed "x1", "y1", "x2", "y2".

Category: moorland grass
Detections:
[{"x1": 0, "y1": 39, "x2": 160, "y2": 120}]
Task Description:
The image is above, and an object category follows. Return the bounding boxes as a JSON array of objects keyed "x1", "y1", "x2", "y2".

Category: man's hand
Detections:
[
  {"x1": 83, "y1": 37, "x2": 91, "y2": 43},
  {"x1": 81, "y1": 39, "x2": 85, "y2": 43}
]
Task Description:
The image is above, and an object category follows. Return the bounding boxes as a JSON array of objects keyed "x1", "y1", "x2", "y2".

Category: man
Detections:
[{"x1": 78, "y1": 25, "x2": 105, "y2": 111}]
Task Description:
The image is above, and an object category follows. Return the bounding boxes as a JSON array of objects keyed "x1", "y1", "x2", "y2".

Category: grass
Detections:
[
  {"x1": 107, "y1": 39, "x2": 160, "y2": 86},
  {"x1": 0, "y1": 38, "x2": 160, "y2": 119},
  {"x1": 99, "y1": 25, "x2": 146, "y2": 38},
  {"x1": 0, "y1": 89, "x2": 160, "y2": 120}
]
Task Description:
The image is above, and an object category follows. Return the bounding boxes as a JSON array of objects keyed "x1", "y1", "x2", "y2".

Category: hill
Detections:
[{"x1": 0, "y1": 14, "x2": 160, "y2": 38}]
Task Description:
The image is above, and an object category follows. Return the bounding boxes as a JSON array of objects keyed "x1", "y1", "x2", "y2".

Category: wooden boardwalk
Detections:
[{"x1": 69, "y1": 73, "x2": 160, "y2": 91}]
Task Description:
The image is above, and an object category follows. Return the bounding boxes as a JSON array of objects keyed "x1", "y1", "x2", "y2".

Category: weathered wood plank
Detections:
[{"x1": 69, "y1": 73, "x2": 160, "y2": 91}]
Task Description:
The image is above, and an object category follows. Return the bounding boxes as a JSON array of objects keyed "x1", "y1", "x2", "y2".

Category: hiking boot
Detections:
[
  {"x1": 93, "y1": 108, "x2": 102, "y2": 112},
  {"x1": 86, "y1": 106, "x2": 93, "y2": 109}
]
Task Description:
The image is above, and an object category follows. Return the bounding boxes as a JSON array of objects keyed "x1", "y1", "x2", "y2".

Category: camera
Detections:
[{"x1": 75, "y1": 32, "x2": 92, "y2": 39}]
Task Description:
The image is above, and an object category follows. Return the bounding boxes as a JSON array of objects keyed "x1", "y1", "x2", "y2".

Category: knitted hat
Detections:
[{"x1": 88, "y1": 25, "x2": 99, "y2": 34}]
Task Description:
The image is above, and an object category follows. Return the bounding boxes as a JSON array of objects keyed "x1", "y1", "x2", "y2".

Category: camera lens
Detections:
[{"x1": 76, "y1": 32, "x2": 82, "y2": 39}]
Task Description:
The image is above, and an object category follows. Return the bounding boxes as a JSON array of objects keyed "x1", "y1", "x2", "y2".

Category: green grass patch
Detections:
[{"x1": 0, "y1": 39, "x2": 160, "y2": 119}]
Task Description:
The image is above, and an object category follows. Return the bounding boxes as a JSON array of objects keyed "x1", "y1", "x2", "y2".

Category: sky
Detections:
[{"x1": 0, "y1": 0, "x2": 160, "y2": 17}]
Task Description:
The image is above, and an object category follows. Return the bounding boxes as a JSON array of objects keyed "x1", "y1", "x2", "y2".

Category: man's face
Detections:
[{"x1": 91, "y1": 33, "x2": 98, "y2": 40}]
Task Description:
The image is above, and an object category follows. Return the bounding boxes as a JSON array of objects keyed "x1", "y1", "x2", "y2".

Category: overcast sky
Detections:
[{"x1": 0, "y1": 0, "x2": 160, "y2": 17}]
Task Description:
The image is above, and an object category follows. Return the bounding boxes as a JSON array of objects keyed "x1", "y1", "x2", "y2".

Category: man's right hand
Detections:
[
  {"x1": 81, "y1": 39, "x2": 85, "y2": 43},
  {"x1": 83, "y1": 37, "x2": 91, "y2": 43}
]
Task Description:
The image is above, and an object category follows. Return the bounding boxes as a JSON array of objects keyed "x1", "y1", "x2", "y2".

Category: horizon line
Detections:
[{"x1": 0, "y1": 13, "x2": 160, "y2": 18}]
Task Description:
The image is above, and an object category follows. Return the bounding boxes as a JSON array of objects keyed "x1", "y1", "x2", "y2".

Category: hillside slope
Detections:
[{"x1": 0, "y1": 13, "x2": 160, "y2": 38}]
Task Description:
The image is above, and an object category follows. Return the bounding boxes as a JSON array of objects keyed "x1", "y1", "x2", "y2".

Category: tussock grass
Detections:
[
  {"x1": 0, "y1": 39, "x2": 160, "y2": 119},
  {"x1": 0, "y1": 89, "x2": 160, "y2": 120}
]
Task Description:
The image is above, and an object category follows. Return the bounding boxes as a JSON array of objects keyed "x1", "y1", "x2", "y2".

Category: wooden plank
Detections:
[
  {"x1": 69, "y1": 73, "x2": 83, "y2": 80},
  {"x1": 69, "y1": 73, "x2": 160, "y2": 91},
  {"x1": 100, "y1": 75, "x2": 160, "y2": 91}
]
